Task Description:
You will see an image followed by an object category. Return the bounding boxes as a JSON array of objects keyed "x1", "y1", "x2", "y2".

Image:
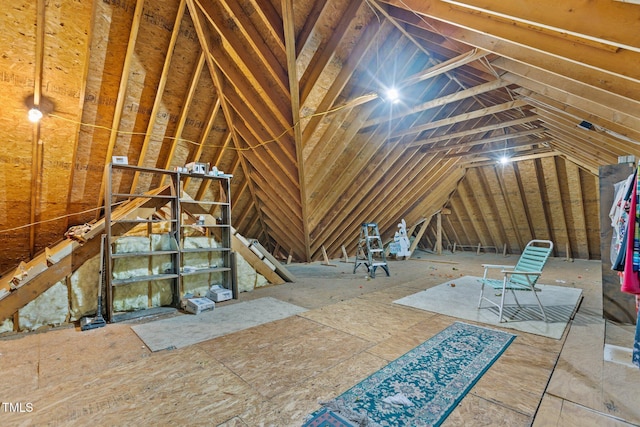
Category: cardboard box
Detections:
[
  {"x1": 184, "y1": 297, "x2": 215, "y2": 314},
  {"x1": 207, "y1": 285, "x2": 232, "y2": 302}
]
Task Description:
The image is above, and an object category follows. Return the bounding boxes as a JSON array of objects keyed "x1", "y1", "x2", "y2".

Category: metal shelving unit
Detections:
[
  {"x1": 104, "y1": 163, "x2": 234, "y2": 323},
  {"x1": 177, "y1": 171, "x2": 234, "y2": 299}
]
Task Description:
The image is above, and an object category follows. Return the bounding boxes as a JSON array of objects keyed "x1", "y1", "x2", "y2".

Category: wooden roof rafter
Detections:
[
  {"x1": 442, "y1": 137, "x2": 553, "y2": 160},
  {"x1": 307, "y1": 40, "x2": 438, "y2": 228},
  {"x1": 438, "y1": 0, "x2": 639, "y2": 53},
  {"x1": 161, "y1": 50, "x2": 207, "y2": 177},
  {"x1": 390, "y1": 99, "x2": 528, "y2": 140},
  {"x1": 299, "y1": 0, "x2": 364, "y2": 106},
  {"x1": 515, "y1": 89, "x2": 640, "y2": 145},
  {"x1": 429, "y1": 127, "x2": 548, "y2": 154},
  {"x1": 535, "y1": 109, "x2": 629, "y2": 158},
  {"x1": 188, "y1": 0, "x2": 269, "y2": 245},
  {"x1": 408, "y1": 115, "x2": 540, "y2": 148},
  {"x1": 365, "y1": 78, "x2": 509, "y2": 129},
  {"x1": 216, "y1": 0, "x2": 289, "y2": 93},
  {"x1": 301, "y1": 17, "x2": 387, "y2": 157},
  {"x1": 311, "y1": 80, "x2": 460, "y2": 254},
  {"x1": 130, "y1": 0, "x2": 188, "y2": 192},
  {"x1": 96, "y1": 0, "x2": 145, "y2": 211},
  {"x1": 282, "y1": 0, "x2": 311, "y2": 260},
  {"x1": 493, "y1": 59, "x2": 640, "y2": 129},
  {"x1": 29, "y1": 0, "x2": 47, "y2": 257},
  {"x1": 379, "y1": 0, "x2": 640, "y2": 100}
]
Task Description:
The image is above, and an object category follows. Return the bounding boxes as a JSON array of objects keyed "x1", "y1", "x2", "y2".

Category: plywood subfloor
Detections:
[{"x1": 1, "y1": 250, "x2": 638, "y2": 426}]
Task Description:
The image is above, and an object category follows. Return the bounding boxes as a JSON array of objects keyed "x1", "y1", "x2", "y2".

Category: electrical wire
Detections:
[
  {"x1": 48, "y1": 92, "x2": 378, "y2": 152},
  {"x1": 0, "y1": 200, "x2": 127, "y2": 234}
]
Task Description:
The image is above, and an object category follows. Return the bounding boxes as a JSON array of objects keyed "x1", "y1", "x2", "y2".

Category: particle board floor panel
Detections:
[{"x1": 0, "y1": 251, "x2": 637, "y2": 426}]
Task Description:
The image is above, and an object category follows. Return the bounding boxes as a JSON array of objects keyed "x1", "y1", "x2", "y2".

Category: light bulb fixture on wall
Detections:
[
  {"x1": 385, "y1": 87, "x2": 400, "y2": 104},
  {"x1": 499, "y1": 155, "x2": 511, "y2": 165},
  {"x1": 28, "y1": 108, "x2": 43, "y2": 123},
  {"x1": 24, "y1": 94, "x2": 54, "y2": 123}
]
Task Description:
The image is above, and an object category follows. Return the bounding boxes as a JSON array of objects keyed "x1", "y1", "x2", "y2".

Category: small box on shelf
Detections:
[
  {"x1": 183, "y1": 297, "x2": 215, "y2": 314},
  {"x1": 207, "y1": 284, "x2": 232, "y2": 302}
]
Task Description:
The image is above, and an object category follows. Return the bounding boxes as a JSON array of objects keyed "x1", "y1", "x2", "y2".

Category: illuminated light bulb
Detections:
[
  {"x1": 386, "y1": 88, "x2": 400, "y2": 103},
  {"x1": 499, "y1": 155, "x2": 510, "y2": 165},
  {"x1": 28, "y1": 108, "x2": 43, "y2": 123}
]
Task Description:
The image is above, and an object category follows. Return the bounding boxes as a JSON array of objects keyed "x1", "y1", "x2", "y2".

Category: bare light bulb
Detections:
[
  {"x1": 385, "y1": 88, "x2": 400, "y2": 103},
  {"x1": 499, "y1": 155, "x2": 510, "y2": 165},
  {"x1": 28, "y1": 108, "x2": 43, "y2": 123}
]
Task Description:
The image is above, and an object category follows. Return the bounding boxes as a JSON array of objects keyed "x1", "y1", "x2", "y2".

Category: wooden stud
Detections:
[
  {"x1": 436, "y1": 212, "x2": 443, "y2": 255},
  {"x1": 341, "y1": 245, "x2": 349, "y2": 263},
  {"x1": 321, "y1": 245, "x2": 336, "y2": 267}
]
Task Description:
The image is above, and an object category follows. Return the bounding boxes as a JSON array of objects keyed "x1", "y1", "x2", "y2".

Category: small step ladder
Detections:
[{"x1": 353, "y1": 222, "x2": 390, "y2": 278}]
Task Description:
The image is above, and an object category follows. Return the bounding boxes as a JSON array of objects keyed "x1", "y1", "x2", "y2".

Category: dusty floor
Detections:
[{"x1": 1, "y1": 250, "x2": 639, "y2": 426}]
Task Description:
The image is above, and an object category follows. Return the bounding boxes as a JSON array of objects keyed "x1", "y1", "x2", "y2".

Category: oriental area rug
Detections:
[{"x1": 303, "y1": 322, "x2": 515, "y2": 427}]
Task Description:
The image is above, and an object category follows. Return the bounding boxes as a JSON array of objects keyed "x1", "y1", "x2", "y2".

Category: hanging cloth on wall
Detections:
[
  {"x1": 611, "y1": 172, "x2": 635, "y2": 268},
  {"x1": 621, "y1": 172, "x2": 640, "y2": 294},
  {"x1": 634, "y1": 296, "x2": 640, "y2": 368}
]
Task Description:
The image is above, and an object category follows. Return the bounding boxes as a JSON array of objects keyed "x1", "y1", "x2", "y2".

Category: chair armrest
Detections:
[
  {"x1": 482, "y1": 264, "x2": 515, "y2": 269},
  {"x1": 501, "y1": 270, "x2": 542, "y2": 276}
]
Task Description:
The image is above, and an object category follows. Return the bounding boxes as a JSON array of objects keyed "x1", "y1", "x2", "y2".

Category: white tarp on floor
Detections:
[
  {"x1": 131, "y1": 297, "x2": 307, "y2": 351},
  {"x1": 394, "y1": 275, "x2": 583, "y2": 340}
]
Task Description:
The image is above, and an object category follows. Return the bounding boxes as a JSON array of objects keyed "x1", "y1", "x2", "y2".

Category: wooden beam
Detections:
[
  {"x1": 365, "y1": 78, "x2": 509, "y2": 128},
  {"x1": 162, "y1": 51, "x2": 206, "y2": 175},
  {"x1": 194, "y1": 0, "x2": 290, "y2": 100},
  {"x1": 463, "y1": 150, "x2": 561, "y2": 168},
  {"x1": 29, "y1": 0, "x2": 46, "y2": 258},
  {"x1": 428, "y1": 128, "x2": 548, "y2": 154},
  {"x1": 282, "y1": 0, "x2": 311, "y2": 261},
  {"x1": 443, "y1": 137, "x2": 552, "y2": 159},
  {"x1": 438, "y1": 0, "x2": 640, "y2": 53},
  {"x1": 131, "y1": 0, "x2": 187, "y2": 192},
  {"x1": 248, "y1": 0, "x2": 285, "y2": 53},
  {"x1": 188, "y1": 1, "x2": 270, "y2": 260},
  {"x1": 408, "y1": 215, "x2": 432, "y2": 255},
  {"x1": 399, "y1": 48, "x2": 490, "y2": 88},
  {"x1": 435, "y1": 212, "x2": 443, "y2": 254},
  {"x1": 299, "y1": 0, "x2": 363, "y2": 105},
  {"x1": 96, "y1": 0, "x2": 145, "y2": 210},
  {"x1": 0, "y1": 186, "x2": 173, "y2": 322},
  {"x1": 408, "y1": 115, "x2": 540, "y2": 148},
  {"x1": 391, "y1": 100, "x2": 528, "y2": 139},
  {"x1": 494, "y1": 59, "x2": 640, "y2": 127},
  {"x1": 231, "y1": 232, "x2": 285, "y2": 285},
  {"x1": 381, "y1": 0, "x2": 640, "y2": 100},
  {"x1": 218, "y1": 0, "x2": 288, "y2": 92},
  {"x1": 514, "y1": 89, "x2": 640, "y2": 145}
]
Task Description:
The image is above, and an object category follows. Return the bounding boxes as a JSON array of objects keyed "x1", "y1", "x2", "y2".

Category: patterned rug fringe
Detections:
[{"x1": 320, "y1": 399, "x2": 381, "y2": 427}]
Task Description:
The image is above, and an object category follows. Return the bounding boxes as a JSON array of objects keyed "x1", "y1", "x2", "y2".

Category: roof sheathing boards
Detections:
[
  {"x1": 435, "y1": 156, "x2": 601, "y2": 259},
  {"x1": 72, "y1": 1, "x2": 132, "y2": 215},
  {"x1": 0, "y1": 0, "x2": 93, "y2": 270}
]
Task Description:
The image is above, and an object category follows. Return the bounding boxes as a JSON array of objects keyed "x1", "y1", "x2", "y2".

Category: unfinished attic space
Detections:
[{"x1": 1, "y1": 0, "x2": 640, "y2": 425}]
